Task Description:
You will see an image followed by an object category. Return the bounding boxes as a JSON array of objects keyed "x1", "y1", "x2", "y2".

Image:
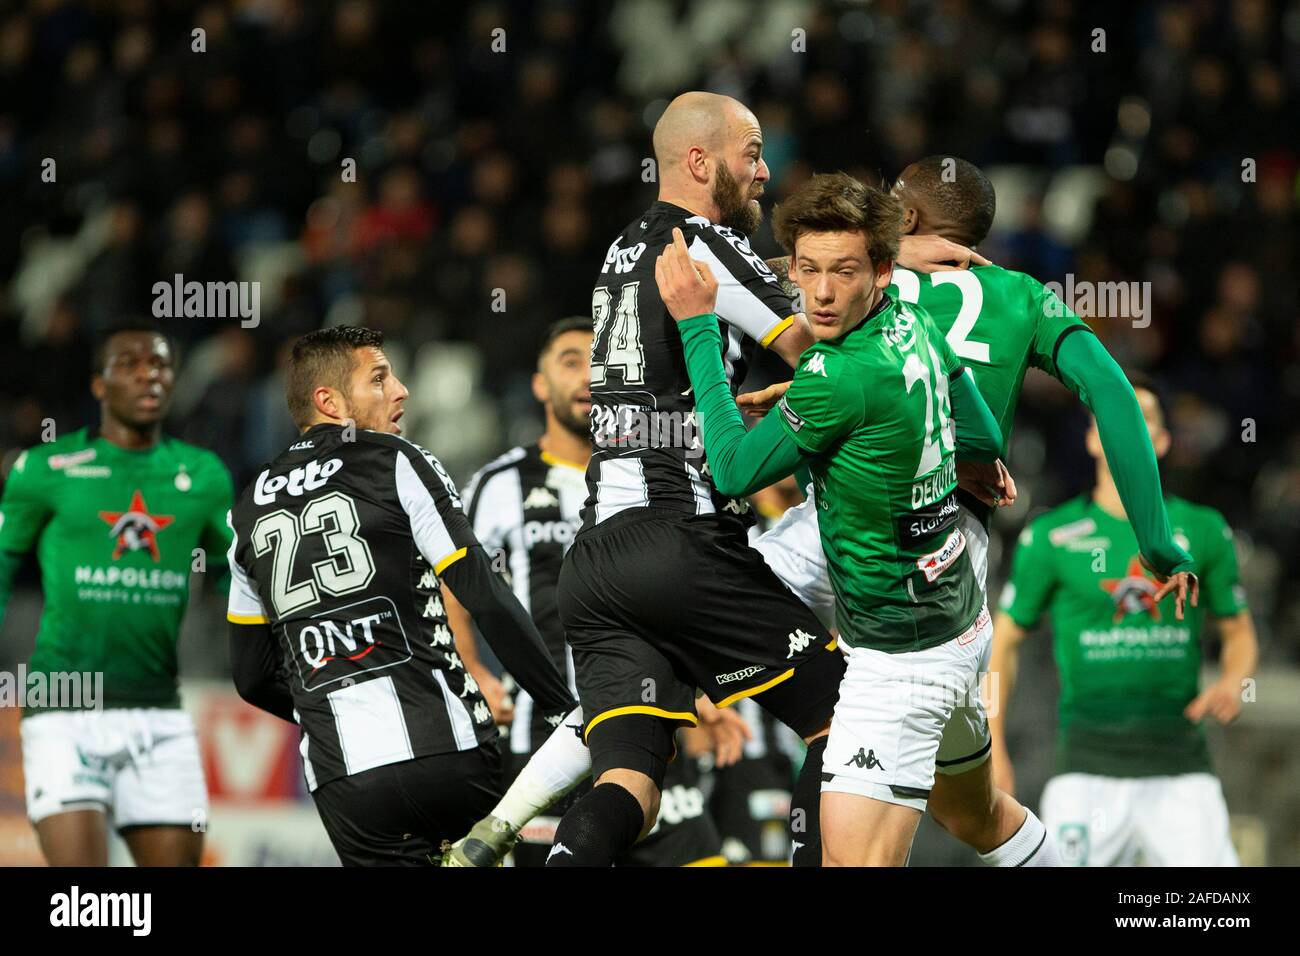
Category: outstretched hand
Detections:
[
  {"x1": 736, "y1": 380, "x2": 792, "y2": 417},
  {"x1": 655, "y1": 227, "x2": 719, "y2": 321}
]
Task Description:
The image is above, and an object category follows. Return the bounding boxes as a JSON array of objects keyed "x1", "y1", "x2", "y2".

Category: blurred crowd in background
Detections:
[{"x1": 0, "y1": 0, "x2": 1296, "y2": 671}]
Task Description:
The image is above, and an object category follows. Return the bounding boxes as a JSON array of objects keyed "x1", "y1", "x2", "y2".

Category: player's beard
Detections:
[
  {"x1": 713, "y1": 163, "x2": 762, "y2": 235},
  {"x1": 554, "y1": 395, "x2": 591, "y2": 440}
]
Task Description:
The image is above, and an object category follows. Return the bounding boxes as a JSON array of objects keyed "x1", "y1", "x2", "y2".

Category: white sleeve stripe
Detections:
[
  {"x1": 688, "y1": 235, "x2": 786, "y2": 344},
  {"x1": 225, "y1": 510, "x2": 267, "y2": 620},
  {"x1": 395, "y1": 453, "x2": 458, "y2": 569}
]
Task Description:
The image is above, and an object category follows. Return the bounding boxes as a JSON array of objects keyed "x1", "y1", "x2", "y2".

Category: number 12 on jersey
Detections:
[{"x1": 591, "y1": 283, "x2": 646, "y2": 386}]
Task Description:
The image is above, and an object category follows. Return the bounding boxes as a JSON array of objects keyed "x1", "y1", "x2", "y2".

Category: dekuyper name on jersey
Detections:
[
  {"x1": 591, "y1": 398, "x2": 704, "y2": 460},
  {"x1": 897, "y1": 455, "x2": 960, "y2": 548}
]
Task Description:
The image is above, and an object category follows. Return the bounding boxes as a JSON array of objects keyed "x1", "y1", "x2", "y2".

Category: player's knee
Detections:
[
  {"x1": 594, "y1": 768, "x2": 660, "y2": 833},
  {"x1": 930, "y1": 787, "x2": 1002, "y2": 848}
]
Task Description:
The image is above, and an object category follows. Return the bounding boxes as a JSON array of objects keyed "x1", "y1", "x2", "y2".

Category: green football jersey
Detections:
[
  {"x1": 1000, "y1": 495, "x2": 1247, "y2": 777},
  {"x1": 0, "y1": 428, "x2": 233, "y2": 709},
  {"x1": 889, "y1": 264, "x2": 1088, "y2": 459},
  {"x1": 776, "y1": 297, "x2": 982, "y2": 653}
]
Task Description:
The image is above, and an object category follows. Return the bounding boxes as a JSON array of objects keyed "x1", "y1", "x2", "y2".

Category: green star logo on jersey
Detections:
[
  {"x1": 1100, "y1": 556, "x2": 1161, "y2": 623},
  {"x1": 98, "y1": 489, "x2": 175, "y2": 561}
]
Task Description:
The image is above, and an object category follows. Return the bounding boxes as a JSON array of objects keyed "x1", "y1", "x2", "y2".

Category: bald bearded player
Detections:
[{"x1": 534, "y1": 93, "x2": 979, "y2": 867}]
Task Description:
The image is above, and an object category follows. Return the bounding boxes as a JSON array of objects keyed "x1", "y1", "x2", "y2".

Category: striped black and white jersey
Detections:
[
  {"x1": 583, "y1": 201, "x2": 797, "y2": 530},
  {"x1": 227, "y1": 423, "x2": 496, "y2": 790},
  {"x1": 461, "y1": 443, "x2": 586, "y2": 755}
]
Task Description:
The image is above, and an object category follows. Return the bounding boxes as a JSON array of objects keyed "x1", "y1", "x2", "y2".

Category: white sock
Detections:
[
  {"x1": 491, "y1": 706, "x2": 590, "y2": 830},
  {"x1": 979, "y1": 807, "x2": 1061, "y2": 867}
]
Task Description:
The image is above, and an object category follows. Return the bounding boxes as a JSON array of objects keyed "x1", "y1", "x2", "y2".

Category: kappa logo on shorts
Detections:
[
  {"x1": 786, "y1": 628, "x2": 817, "y2": 659},
  {"x1": 716, "y1": 664, "x2": 765, "y2": 685},
  {"x1": 844, "y1": 748, "x2": 886, "y2": 771}
]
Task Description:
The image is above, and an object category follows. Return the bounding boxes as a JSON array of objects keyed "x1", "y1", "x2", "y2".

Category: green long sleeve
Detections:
[
  {"x1": 949, "y1": 370, "x2": 1002, "y2": 462},
  {"x1": 678, "y1": 314, "x2": 807, "y2": 498},
  {"x1": 0, "y1": 549, "x2": 22, "y2": 630},
  {"x1": 1055, "y1": 330, "x2": 1193, "y2": 576}
]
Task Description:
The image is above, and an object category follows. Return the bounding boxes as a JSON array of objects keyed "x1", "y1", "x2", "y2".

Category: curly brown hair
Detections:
[{"x1": 772, "y1": 172, "x2": 903, "y2": 267}]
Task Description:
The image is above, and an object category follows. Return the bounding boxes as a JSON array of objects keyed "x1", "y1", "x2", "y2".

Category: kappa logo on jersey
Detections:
[
  {"x1": 429, "y1": 622, "x2": 453, "y2": 647},
  {"x1": 418, "y1": 567, "x2": 438, "y2": 589},
  {"x1": 253, "y1": 458, "x2": 342, "y2": 504},
  {"x1": 1101, "y1": 556, "x2": 1162, "y2": 623},
  {"x1": 600, "y1": 238, "x2": 647, "y2": 274},
  {"x1": 844, "y1": 748, "x2": 886, "y2": 771},
  {"x1": 802, "y1": 353, "x2": 828, "y2": 377},
  {"x1": 786, "y1": 628, "x2": 817, "y2": 659},
  {"x1": 98, "y1": 490, "x2": 174, "y2": 561},
  {"x1": 522, "y1": 486, "x2": 560, "y2": 510},
  {"x1": 421, "y1": 593, "x2": 445, "y2": 620}
]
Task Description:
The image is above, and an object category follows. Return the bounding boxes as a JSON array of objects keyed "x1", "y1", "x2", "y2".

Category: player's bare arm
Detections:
[
  {"x1": 988, "y1": 611, "x2": 1029, "y2": 798},
  {"x1": 1185, "y1": 610, "x2": 1258, "y2": 725}
]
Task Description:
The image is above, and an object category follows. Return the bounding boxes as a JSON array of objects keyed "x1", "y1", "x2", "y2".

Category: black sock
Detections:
[
  {"x1": 545, "y1": 782, "x2": 645, "y2": 867},
  {"x1": 791, "y1": 735, "x2": 827, "y2": 867}
]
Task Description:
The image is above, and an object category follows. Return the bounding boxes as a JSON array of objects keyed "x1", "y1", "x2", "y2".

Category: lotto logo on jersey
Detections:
[
  {"x1": 98, "y1": 490, "x2": 174, "y2": 561},
  {"x1": 600, "y1": 238, "x2": 647, "y2": 274},
  {"x1": 254, "y1": 458, "x2": 342, "y2": 504}
]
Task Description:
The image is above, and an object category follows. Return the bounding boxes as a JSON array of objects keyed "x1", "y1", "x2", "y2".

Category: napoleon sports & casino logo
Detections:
[{"x1": 74, "y1": 488, "x2": 189, "y2": 604}]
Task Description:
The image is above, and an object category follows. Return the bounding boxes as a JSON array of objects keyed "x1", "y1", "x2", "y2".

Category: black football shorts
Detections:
[{"x1": 559, "y1": 509, "x2": 844, "y2": 784}]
